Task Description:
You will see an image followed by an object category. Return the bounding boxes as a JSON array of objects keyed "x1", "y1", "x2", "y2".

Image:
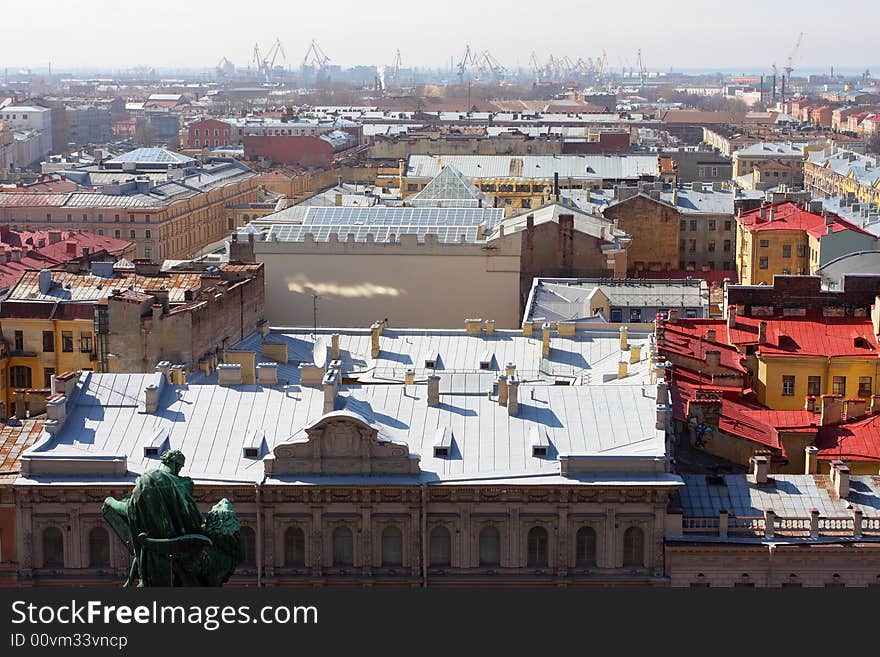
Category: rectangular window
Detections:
[
  {"x1": 14, "y1": 330, "x2": 23, "y2": 351},
  {"x1": 760, "y1": 239, "x2": 769, "y2": 248},
  {"x1": 698, "y1": 167, "x2": 705, "y2": 177},
  {"x1": 711, "y1": 167, "x2": 718, "y2": 177},
  {"x1": 130, "y1": 229, "x2": 136, "y2": 239},
  {"x1": 114, "y1": 214, "x2": 120, "y2": 222},
  {"x1": 80, "y1": 332, "x2": 93, "y2": 353},
  {"x1": 42, "y1": 330, "x2": 54, "y2": 352},
  {"x1": 724, "y1": 220, "x2": 732, "y2": 231},
  {"x1": 689, "y1": 220, "x2": 697, "y2": 231},
  {"x1": 688, "y1": 240, "x2": 696, "y2": 253},
  {"x1": 832, "y1": 376, "x2": 847, "y2": 396},
  {"x1": 723, "y1": 239, "x2": 732, "y2": 252},
  {"x1": 708, "y1": 240, "x2": 716, "y2": 252},
  {"x1": 782, "y1": 244, "x2": 792, "y2": 258},
  {"x1": 708, "y1": 219, "x2": 716, "y2": 231},
  {"x1": 144, "y1": 247, "x2": 152, "y2": 260},
  {"x1": 46, "y1": 213, "x2": 51, "y2": 221},
  {"x1": 680, "y1": 219, "x2": 686, "y2": 231},
  {"x1": 630, "y1": 308, "x2": 642, "y2": 322},
  {"x1": 680, "y1": 240, "x2": 686, "y2": 251},
  {"x1": 145, "y1": 229, "x2": 151, "y2": 239},
  {"x1": 98, "y1": 213, "x2": 103, "y2": 221},
  {"x1": 782, "y1": 375, "x2": 795, "y2": 396},
  {"x1": 114, "y1": 229, "x2": 121, "y2": 238},
  {"x1": 610, "y1": 309, "x2": 622, "y2": 322},
  {"x1": 62, "y1": 331, "x2": 74, "y2": 352},
  {"x1": 723, "y1": 261, "x2": 732, "y2": 270},
  {"x1": 43, "y1": 367, "x2": 55, "y2": 389},
  {"x1": 759, "y1": 257, "x2": 769, "y2": 269},
  {"x1": 859, "y1": 376, "x2": 872, "y2": 398},
  {"x1": 97, "y1": 229, "x2": 104, "y2": 236},
  {"x1": 797, "y1": 244, "x2": 807, "y2": 257},
  {"x1": 807, "y1": 376, "x2": 821, "y2": 396}
]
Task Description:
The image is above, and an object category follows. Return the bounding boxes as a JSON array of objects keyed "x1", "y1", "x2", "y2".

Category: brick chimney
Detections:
[
  {"x1": 370, "y1": 322, "x2": 381, "y2": 358},
  {"x1": 845, "y1": 398, "x2": 867, "y2": 421},
  {"x1": 871, "y1": 394, "x2": 880, "y2": 413},
  {"x1": 830, "y1": 460, "x2": 850, "y2": 499},
  {"x1": 727, "y1": 305, "x2": 737, "y2": 328},
  {"x1": 497, "y1": 374, "x2": 508, "y2": 406},
  {"x1": 667, "y1": 309, "x2": 679, "y2": 324},
  {"x1": 705, "y1": 328, "x2": 716, "y2": 342},
  {"x1": 619, "y1": 325, "x2": 629, "y2": 350},
  {"x1": 322, "y1": 367, "x2": 339, "y2": 414},
  {"x1": 820, "y1": 394, "x2": 844, "y2": 425},
  {"x1": 804, "y1": 445, "x2": 818, "y2": 474},
  {"x1": 542, "y1": 322, "x2": 552, "y2": 356},
  {"x1": 507, "y1": 376, "x2": 519, "y2": 416},
  {"x1": 751, "y1": 451, "x2": 770, "y2": 484},
  {"x1": 427, "y1": 374, "x2": 440, "y2": 407},
  {"x1": 757, "y1": 321, "x2": 768, "y2": 345}
]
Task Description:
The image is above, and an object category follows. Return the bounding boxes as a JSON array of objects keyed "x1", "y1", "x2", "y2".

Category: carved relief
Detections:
[{"x1": 266, "y1": 414, "x2": 420, "y2": 476}]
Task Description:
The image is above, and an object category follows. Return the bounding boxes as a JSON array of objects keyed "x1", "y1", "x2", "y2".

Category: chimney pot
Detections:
[
  {"x1": 427, "y1": 374, "x2": 441, "y2": 407},
  {"x1": 507, "y1": 376, "x2": 519, "y2": 416}
]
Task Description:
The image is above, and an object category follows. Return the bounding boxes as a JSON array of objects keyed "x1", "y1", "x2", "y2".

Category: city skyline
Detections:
[{"x1": 2, "y1": 0, "x2": 877, "y2": 74}]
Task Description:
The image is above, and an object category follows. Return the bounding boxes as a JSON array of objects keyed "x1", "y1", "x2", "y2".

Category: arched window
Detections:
[
  {"x1": 479, "y1": 526, "x2": 500, "y2": 567},
  {"x1": 527, "y1": 527, "x2": 548, "y2": 567},
  {"x1": 284, "y1": 526, "x2": 305, "y2": 566},
  {"x1": 42, "y1": 527, "x2": 64, "y2": 567},
  {"x1": 429, "y1": 526, "x2": 451, "y2": 567},
  {"x1": 10, "y1": 365, "x2": 31, "y2": 388},
  {"x1": 239, "y1": 526, "x2": 256, "y2": 566},
  {"x1": 623, "y1": 527, "x2": 644, "y2": 567},
  {"x1": 576, "y1": 527, "x2": 597, "y2": 566},
  {"x1": 332, "y1": 526, "x2": 353, "y2": 566},
  {"x1": 381, "y1": 526, "x2": 402, "y2": 567},
  {"x1": 88, "y1": 527, "x2": 110, "y2": 567}
]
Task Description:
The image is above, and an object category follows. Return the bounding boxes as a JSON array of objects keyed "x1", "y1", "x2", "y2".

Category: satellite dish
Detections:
[{"x1": 313, "y1": 336, "x2": 329, "y2": 368}]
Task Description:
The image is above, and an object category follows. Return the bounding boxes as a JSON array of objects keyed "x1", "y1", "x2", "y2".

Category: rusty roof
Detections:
[
  {"x1": 0, "y1": 192, "x2": 70, "y2": 207},
  {"x1": 0, "y1": 419, "x2": 44, "y2": 478},
  {"x1": 3, "y1": 270, "x2": 204, "y2": 304}
]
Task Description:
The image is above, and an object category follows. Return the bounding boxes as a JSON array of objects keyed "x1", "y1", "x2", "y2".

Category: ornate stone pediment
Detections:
[{"x1": 265, "y1": 410, "x2": 420, "y2": 477}]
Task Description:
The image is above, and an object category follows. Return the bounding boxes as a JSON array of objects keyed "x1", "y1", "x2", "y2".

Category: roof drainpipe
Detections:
[
  {"x1": 554, "y1": 172, "x2": 559, "y2": 203},
  {"x1": 255, "y1": 479, "x2": 264, "y2": 587},
  {"x1": 421, "y1": 483, "x2": 428, "y2": 588}
]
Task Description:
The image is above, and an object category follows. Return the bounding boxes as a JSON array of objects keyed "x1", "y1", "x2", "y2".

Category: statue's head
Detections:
[
  {"x1": 160, "y1": 449, "x2": 186, "y2": 474},
  {"x1": 204, "y1": 498, "x2": 241, "y2": 537}
]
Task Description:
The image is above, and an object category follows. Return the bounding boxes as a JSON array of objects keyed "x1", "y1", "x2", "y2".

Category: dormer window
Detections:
[
  {"x1": 433, "y1": 426, "x2": 453, "y2": 458},
  {"x1": 855, "y1": 337, "x2": 871, "y2": 349}
]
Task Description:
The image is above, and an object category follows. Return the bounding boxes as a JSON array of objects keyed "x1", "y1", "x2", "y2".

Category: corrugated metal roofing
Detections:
[{"x1": 4, "y1": 270, "x2": 203, "y2": 303}]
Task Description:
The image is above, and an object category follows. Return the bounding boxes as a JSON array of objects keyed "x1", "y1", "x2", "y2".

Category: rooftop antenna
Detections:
[{"x1": 312, "y1": 293, "x2": 319, "y2": 338}]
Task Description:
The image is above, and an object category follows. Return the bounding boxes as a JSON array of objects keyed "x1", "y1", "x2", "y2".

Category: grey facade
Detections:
[{"x1": 663, "y1": 146, "x2": 733, "y2": 184}]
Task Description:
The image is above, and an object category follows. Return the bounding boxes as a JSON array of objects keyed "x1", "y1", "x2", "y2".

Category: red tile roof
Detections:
[
  {"x1": 737, "y1": 201, "x2": 875, "y2": 238},
  {"x1": 660, "y1": 319, "x2": 748, "y2": 373},
  {"x1": 816, "y1": 412, "x2": 880, "y2": 462},
  {"x1": 730, "y1": 312, "x2": 879, "y2": 359}
]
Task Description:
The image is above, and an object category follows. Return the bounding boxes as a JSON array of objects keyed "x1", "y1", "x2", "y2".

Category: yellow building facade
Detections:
[
  {"x1": 736, "y1": 224, "x2": 811, "y2": 285},
  {"x1": 755, "y1": 355, "x2": 879, "y2": 411},
  {"x1": 0, "y1": 316, "x2": 97, "y2": 416}
]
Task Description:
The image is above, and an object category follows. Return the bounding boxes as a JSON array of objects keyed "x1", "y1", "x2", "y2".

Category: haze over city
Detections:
[{"x1": 3, "y1": 0, "x2": 878, "y2": 73}]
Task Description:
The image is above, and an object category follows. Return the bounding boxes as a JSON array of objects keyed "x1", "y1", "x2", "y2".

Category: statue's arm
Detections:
[{"x1": 102, "y1": 496, "x2": 129, "y2": 518}]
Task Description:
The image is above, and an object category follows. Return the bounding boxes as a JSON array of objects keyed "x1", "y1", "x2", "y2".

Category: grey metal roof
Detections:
[
  {"x1": 218, "y1": 325, "x2": 655, "y2": 387},
  {"x1": 406, "y1": 154, "x2": 659, "y2": 181},
  {"x1": 733, "y1": 142, "x2": 804, "y2": 158},
  {"x1": 525, "y1": 278, "x2": 709, "y2": 323},
  {"x1": 678, "y1": 474, "x2": 880, "y2": 519},
  {"x1": 23, "y1": 372, "x2": 671, "y2": 485},
  {"x1": 490, "y1": 203, "x2": 622, "y2": 243}
]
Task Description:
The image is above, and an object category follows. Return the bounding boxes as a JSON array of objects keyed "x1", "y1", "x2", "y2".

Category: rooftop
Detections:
[
  {"x1": 405, "y1": 154, "x2": 659, "y2": 181},
  {"x1": 218, "y1": 324, "x2": 656, "y2": 387},
  {"x1": 736, "y1": 201, "x2": 876, "y2": 238},
  {"x1": 407, "y1": 165, "x2": 486, "y2": 208},
  {"x1": 18, "y1": 371, "x2": 674, "y2": 486},
  {"x1": 524, "y1": 278, "x2": 710, "y2": 324}
]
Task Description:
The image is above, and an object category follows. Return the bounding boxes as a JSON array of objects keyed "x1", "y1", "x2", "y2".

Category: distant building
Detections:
[
  {"x1": 0, "y1": 106, "x2": 52, "y2": 158},
  {"x1": 735, "y1": 201, "x2": 877, "y2": 285},
  {"x1": 231, "y1": 202, "x2": 629, "y2": 329},
  {"x1": 0, "y1": 262, "x2": 264, "y2": 418},
  {"x1": 732, "y1": 142, "x2": 804, "y2": 178},
  {"x1": 0, "y1": 147, "x2": 261, "y2": 261},
  {"x1": 523, "y1": 277, "x2": 710, "y2": 326}
]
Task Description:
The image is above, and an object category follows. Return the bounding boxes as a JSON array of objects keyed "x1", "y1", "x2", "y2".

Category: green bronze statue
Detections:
[{"x1": 102, "y1": 450, "x2": 242, "y2": 587}]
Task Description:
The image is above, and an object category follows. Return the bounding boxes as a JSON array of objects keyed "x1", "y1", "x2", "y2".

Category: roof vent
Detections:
[
  {"x1": 242, "y1": 429, "x2": 266, "y2": 458},
  {"x1": 433, "y1": 426, "x2": 453, "y2": 457},
  {"x1": 143, "y1": 428, "x2": 169, "y2": 458},
  {"x1": 530, "y1": 426, "x2": 550, "y2": 457}
]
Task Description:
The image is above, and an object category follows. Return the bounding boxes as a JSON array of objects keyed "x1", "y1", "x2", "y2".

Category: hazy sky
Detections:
[{"x1": 3, "y1": 0, "x2": 877, "y2": 74}]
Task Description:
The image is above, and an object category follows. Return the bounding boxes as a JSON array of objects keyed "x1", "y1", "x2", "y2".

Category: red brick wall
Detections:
[
  {"x1": 243, "y1": 135, "x2": 334, "y2": 167},
  {"x1": 188, "y1": 119, "x2": 233, "y2": 148},
  {"x1": 602, "y1": 195, "x2": 680, "y2": 272}
]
